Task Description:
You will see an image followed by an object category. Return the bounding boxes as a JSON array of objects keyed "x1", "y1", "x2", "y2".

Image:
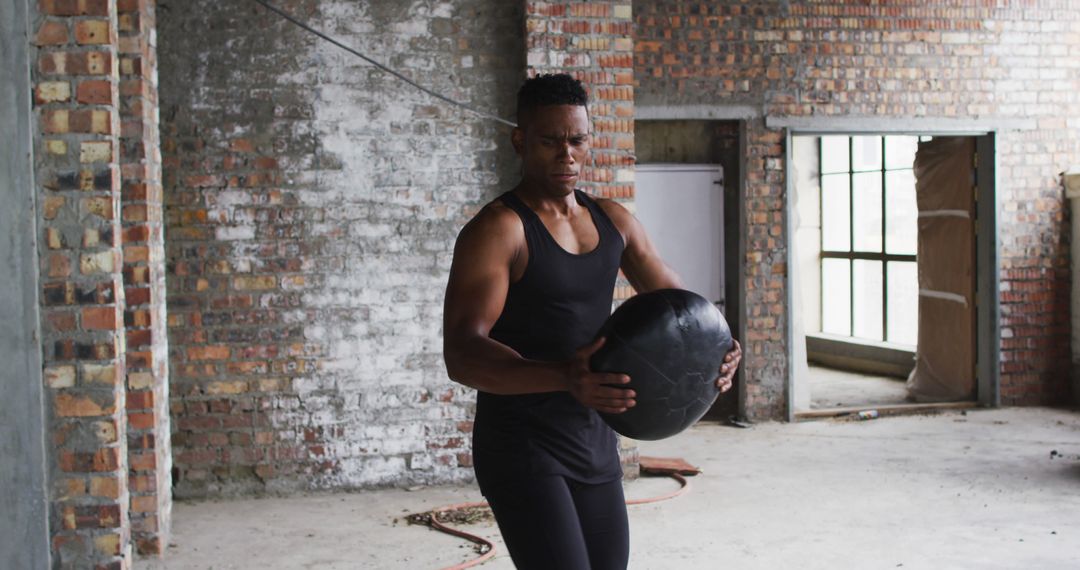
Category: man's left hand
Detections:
[{"x1": 715, "y1": 339, "x2": 741, "y2": 393}]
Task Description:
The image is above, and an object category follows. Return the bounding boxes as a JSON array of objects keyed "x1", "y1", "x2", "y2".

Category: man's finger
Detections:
[
  {"x1": 595, "y1": 397, "x2": 636, "y2": 409},
  {"x1": 595, "y1": 385, "x2": 635, "y2": 400},
  {"x1": 579, "y1": 336, "x2": 606, "y2": 356}
]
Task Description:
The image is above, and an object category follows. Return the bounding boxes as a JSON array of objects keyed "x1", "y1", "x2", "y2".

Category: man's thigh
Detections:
[
  {"x1": 484, "y1": 475, "x2": 591, "y2": 570},
  {"x1": 568, "y1": 477, "x2": 630, "y2": 570}
]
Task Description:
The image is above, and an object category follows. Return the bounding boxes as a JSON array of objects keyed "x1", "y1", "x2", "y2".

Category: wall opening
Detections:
[
  {"x1": 788, "y1": 132, "x2": 998, "y2": 418},
  {"x1": 634, "y1": 119, "x2": 744, "y2": 421}
]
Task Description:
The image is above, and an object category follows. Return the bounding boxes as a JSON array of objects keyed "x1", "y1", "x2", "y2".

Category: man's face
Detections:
[{"x1": 512, "y1": 104, "x2": 591, "y2": 196}]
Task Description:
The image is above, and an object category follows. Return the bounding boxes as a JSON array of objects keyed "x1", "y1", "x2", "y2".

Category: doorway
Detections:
[
  {"x1": 635, "y1": 164, "x2": 725, "y2": 310},
  {"x1": 634, "y1": 119, "x2": 744, "y2": 421},
  {"x1": 787, "y1": 132, "x2": 999, "y2": 419}
]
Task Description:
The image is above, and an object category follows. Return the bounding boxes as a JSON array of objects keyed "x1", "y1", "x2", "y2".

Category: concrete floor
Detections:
[
  {"x1": 808, "y1": 364, "x2": 911, "y2": 409},
  {"x1": 139, "y1": 407, "x2": 1080, "y2": 570}
]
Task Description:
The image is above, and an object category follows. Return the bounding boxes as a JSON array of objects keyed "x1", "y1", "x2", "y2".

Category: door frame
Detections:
[
  {"x1": 632, "y1": 114, "x2": 750, "y2": 421},
  {"x1": 780, "y1": 126, "x2": 1002, "y2": 422}
]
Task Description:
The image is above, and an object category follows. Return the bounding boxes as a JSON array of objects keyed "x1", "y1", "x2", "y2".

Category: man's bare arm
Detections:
[
  {"x1": 597, "y1": 199, "x2": 683, "y2": 293},
  {"x1": 442, "y1": 205, "x2": 635, "y2": 413}
]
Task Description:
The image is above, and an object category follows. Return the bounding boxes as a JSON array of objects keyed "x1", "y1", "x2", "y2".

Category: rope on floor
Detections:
[{"x1": 407, "y1": 471, "x2": 692, "y2": 570}]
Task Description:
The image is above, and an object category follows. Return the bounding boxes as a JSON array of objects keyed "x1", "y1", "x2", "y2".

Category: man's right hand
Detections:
[{"x1": 565, "y1": 337, "x2": 636, "y2": 414}]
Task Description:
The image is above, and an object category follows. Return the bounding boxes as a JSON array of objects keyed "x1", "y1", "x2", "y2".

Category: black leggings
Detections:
[{"x1": 483, "y1": 475, "x2": 630, "y2": 570}]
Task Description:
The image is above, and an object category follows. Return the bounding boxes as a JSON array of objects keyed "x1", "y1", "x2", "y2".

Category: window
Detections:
[{"x1": 819, "y1": 135, "x2": 927, "y2": 346}]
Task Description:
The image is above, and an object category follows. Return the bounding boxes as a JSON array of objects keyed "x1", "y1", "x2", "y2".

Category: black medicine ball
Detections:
[{"x1": 590, "y1": 289, "x2": 733, "y2": 441}]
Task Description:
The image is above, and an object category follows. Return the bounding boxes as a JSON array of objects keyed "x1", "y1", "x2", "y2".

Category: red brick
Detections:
[
  {"x1": 67, "y1": 51, "x2": 111, "y2": 75},
  {"x1": 127, "y1": 349, "x2": 152, "y2": 369},
  {"x1": 187, "y1": 345, "x2": 230, "y2": 361},
  {"x1": 68, "y1": 109, "x2": 111, "y2": 134},
  {"x1": 129, "y1": 474, "x2": 154, "y2": 493},
  {"x1": 46, "y1": 311, "x2": 78, "y2": 332},
  {"x1": 229, "y1": 139, "x2": 255, "y2": 153},
  {"x1": 125, "y1": 286, "x2": 151, "y2": 305},
  {"x1": 123, "y1": 224, "x2": 149, "y2": 243},
  {"x1": 130, "y1": 451, "x2": 156, "y2": 470},
  {"x1": 82, "y1": 306, "x2": 117, "y2": 330},
  {"x1": 127, "y1": 390, "x2": 154, "y2": 410},
  {"x1": 47, "y1": 253, "x2": 71, "y2": 278},
  {"x1": 40, "y1": 0, "x2": 109, "y2": 16},
  {"x1": 35, "y1": 20, "x2": 69, "y2": 45},
  {"x1": 89, "y1": 476, "x2": 120, "y2": 499},
  {"x1": 123, "y1": 182, "x2": 149, "y2": 201},
  {"x1": 123, "y1": 245, "x2": 149, "y2": 263},
  {"x1": 126, "y1": 308, "x2": 151, "y2": 327},
  {"x1": 42, "y1": 109, "x2": 69, "y2": 133},
  {"x1": 123, "y1": 203, "x2": 147, "y2": 222},
  {"x1": 55, "y1": 392, "x2": 115, "y2": 417},
  {"x1": 58, "y1": 447, "x2": 119, "y2": 473},
  {"x1": 128, "y1": 411, "x2": 155, "y2": 430},
  {"x1": 126, "y1": 328, "x2": 152, "y2": 349},
  {"x1": 131, "y1": 495, "x2": 157, "y2": 513},
  {"x1": 74, "y1": 19, "x2": 110, "y2": 45},
  {"x1": 77, "y1": 79, "x2": 112, "y2": 105}
]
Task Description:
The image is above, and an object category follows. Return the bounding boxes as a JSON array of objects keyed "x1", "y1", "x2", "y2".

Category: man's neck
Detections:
[{"x1": 514, "y1": 182, "x2": 578, "y2": 216}]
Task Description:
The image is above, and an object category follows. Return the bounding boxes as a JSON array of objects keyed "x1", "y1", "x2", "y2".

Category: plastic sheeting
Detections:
[{"x1": 906, "y1": 137, "x2": 977, "y2": 402}]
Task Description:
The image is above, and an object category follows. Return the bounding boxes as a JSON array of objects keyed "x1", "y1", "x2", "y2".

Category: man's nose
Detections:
[{"x1": 557, "y1": 142, "x2": 574, "y2": 161}]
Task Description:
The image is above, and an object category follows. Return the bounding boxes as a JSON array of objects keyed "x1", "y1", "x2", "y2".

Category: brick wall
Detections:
[
  {"x1": 158, "y1": 0, "x2": 523, "y2": 496},
  {"x1": 635, "y1": 0, "x2": 1079, "y2": 417},
  {"x1": 117, "y1": 0, "x2": 170, "y2": 555},
  {"x1": 526, "y1": 1, "x2": 636, "y2": 200},
  {"x1": 33, "y1": 0, "x2": 134, "y2": 566}
]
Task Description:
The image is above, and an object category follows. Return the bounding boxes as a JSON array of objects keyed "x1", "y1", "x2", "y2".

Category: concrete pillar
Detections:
[
  {"x1": 1065, "y1": 167, "x2": 1080, "y2": 406},
  {"x1": 1, "y1": 0, "x2": 52, "y2": 567}
]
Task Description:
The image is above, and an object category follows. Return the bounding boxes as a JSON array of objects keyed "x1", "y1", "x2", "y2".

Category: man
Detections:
[{"x1": 442, "y1": 74, "x2": 742, "y2": 570}]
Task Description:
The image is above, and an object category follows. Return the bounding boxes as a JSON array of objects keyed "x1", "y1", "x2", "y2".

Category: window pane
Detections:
[
  {"x1": 885, "y1": 135, "x2": 919, "y2": 170},
  {"x1": 853, "y1": 259, "x2": 883, "y2": 342},
  {"x1": 885, "y1": 169, "x2": 917, "y2": 255},
  {"x1": 852, "y1": 172, "x2": 882, "y2": 252},
  {"x1": 852, "y1": 136, "x2": 882, "y2": 172},
  {"x1": 822, "y1": 258, "x2": 851, "y2": 336},
  {"x1": 887, "y1": 261, "x2": 918, "y2": 346},
  {"x1": 821, "y1": 173, "x2": 850, "y2": 251},
  {"x1": 821, "y1": 136, "x2": 850, "y2": 174}
]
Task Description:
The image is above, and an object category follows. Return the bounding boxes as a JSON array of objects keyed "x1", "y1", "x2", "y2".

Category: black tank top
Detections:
[{"x1": 472, "y1": 189, "x2": 626, "y2": 492}]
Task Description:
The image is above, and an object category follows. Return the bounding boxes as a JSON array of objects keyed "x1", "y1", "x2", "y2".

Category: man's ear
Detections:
[{"x1": 511, "y1": 126, "x2": 524, "y2": 156}]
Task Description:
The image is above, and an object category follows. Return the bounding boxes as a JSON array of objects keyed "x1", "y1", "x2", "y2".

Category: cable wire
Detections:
[{"x1": 248, "y1": 0, "x2": 518, "y2": 128}]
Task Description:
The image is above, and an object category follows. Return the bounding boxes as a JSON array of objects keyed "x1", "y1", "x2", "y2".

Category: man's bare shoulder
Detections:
[
  {"x1": 593, "y1": 197, "x2": 635, "y2": 234},
  {"x1": 455, "y1": 196, "x2": 525, "y2": 255},
  {"x1": 463, "y1": 198, "x2": 521, "y2": 235}
]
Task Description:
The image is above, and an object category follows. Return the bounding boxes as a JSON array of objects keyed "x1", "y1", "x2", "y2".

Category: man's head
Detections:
[
  {"x1": 515, "y1": 73, "x2": 589, "y2": 128},
  {"x1": 512, "y1": 74, "x2": 591, "y2": 196}
]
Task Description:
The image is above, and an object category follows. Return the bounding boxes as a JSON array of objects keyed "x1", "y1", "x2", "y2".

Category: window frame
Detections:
[{"x1": 818, "y1": 135, "x2": 919, "y2": 344}]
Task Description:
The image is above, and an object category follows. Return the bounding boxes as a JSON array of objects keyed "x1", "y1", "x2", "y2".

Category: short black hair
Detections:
[{"x1": 516, "y1": 73, "x2": 588, "y2": 126}]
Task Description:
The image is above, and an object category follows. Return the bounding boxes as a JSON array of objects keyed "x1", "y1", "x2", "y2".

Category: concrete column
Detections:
[
  {"x1": 0, "y1": 0, "x2": 52, "y2": 567},
  {"x1": 1065, "y1": 168, "x2": 1080, "y2": 406}
]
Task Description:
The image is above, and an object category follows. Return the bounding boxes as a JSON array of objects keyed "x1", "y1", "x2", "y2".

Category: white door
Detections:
[{"x1": 634, "y1": 164, "x2": 725, "y2": 308}]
